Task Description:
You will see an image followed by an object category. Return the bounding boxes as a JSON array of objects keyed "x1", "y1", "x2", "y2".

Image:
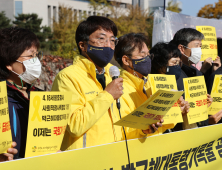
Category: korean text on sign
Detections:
[
  {"x1": 25, "y1": 92, "x2": 72, "y2": 158},
  {"x1": 0, "y1": 81, "x2": 12, "y2": 153}
]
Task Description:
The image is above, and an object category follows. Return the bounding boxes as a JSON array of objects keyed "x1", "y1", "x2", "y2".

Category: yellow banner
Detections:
[
  {"x1": 0, "y1": 81, "x2": 12, "y2": 153},
  {"x1": 149, "y1": 74, "x2": 183, "y2": 124},
  {"x1": 196, "y1": 26, "x2": 218, "y2": 61},
  {"x1": 1, "y1": 123, "x2": 222, "y2": 169},
  {"x1": 25, "y1": 92, "x2": 72, "y2": 158},
  {"x1": 183, "y1": 76, "x2": 208, "y2": 124},
  {"x1": 209, "y1": 75, "x2": 222, "y2": 115},
  {"x1": 114, "y1": 90, "x2": 184, "y2": 129}
]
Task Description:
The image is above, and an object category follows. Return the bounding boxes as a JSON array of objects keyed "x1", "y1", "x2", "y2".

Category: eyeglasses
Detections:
[
  {"x1": 127, "y1": 54, "x2": 153, "y2": 60},
  {"x1": 89, "y1": 37, "x2": 119, "y2": 47},
  {"x1": 20, "y1": 51, "x2": 43, "y2": 64}
]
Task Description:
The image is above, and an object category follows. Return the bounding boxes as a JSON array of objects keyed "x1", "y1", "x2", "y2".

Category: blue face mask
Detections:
[
  {"x1": 86, "y1": 44, "x2": 114, "y2": 68},
  {"x1": 130, "y1": 56, "x2": 151, "y2": 77},
  {"x1": 166, "y1": 65, "x2": 181, "y2": 80}
]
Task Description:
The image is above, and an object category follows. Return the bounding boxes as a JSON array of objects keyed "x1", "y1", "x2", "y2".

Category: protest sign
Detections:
[
  {"x1": 196, "y1": 26, "x2": 218, "y2": 61},
  {"x1": 114, "y1": 90, "x2": 184, "y2": 130},
  {"x1": 209, "y1": 75, "x2": 222, "y2": 115},
  {"x1": 149, "y1": 74, "x2": 183, "y2": 124},
  {"x1": 0, "y1": 81, "x2": 12, "y2": 153},
  {"x1": 183, "y1": 76, "x2": 208, "y2": 124},
  {"x1": 25, "y1": 92, "x2": 71, "y2": 158},
  {"x1": 1, "y1": 123, "x2": 222, "y2": 170}
]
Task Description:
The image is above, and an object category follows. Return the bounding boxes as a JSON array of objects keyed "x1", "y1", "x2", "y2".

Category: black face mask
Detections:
[
  {"x1": 87, "y1": 44, "x2": 114, "y2": 68},
  {"x1": 130, "y1": 56, "x2": 152, "y2": 77},
  {"x1": 166, "y1": 65, "x2": 181, "y2": 80}
]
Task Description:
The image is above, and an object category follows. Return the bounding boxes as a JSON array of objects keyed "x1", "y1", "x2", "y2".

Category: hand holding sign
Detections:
[
  {"x1": 207, "y1": 94, "x2": 213, "y2": 107},
  {"x1": 142, "y1": 119, "x2": 164, "y2": 134},
  {"x1": 0, "y1": 142, "x2": 17, "y2": 162},
  {"x1": 212, "y1": 56, "x2": 221, "y2": 72},
  {"x1": 200, "y1": 57, "x2": 212, "y2": 74},
  {"x1": 177, "y1": 96, "x2": 190, "y2": 116},
  {"x1": 209, "y1": 110, "x2": 222, "y2": 124}
]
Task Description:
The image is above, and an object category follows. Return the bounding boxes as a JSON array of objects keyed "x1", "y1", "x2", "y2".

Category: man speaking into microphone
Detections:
[
  {"x1": 52, "y1": 16, "x2": 126, "y2": 150},
  {"x1": 52, "y1": 16, "x2": 162, "y2": 151}
]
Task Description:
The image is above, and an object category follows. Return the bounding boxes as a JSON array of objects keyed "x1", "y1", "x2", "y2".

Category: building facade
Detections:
[
  {"x1": 132, "y1": 0, "x2": 182, "y2": 13},
  {"x1": 0, "y1": 0, "x2": 182, "y2": 27}
]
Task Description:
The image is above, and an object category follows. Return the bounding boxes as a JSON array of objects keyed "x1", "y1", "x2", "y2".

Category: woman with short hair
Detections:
[{"x1": 0, "y1": 27, "x2": 42, "y2": 159}]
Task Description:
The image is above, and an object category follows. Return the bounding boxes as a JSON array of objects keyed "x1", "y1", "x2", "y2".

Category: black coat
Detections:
[
  {"x1": 173, "y1": 64, "x2": 209, "y2": 132},
  {"x1": 5, "y1": 80, "x2": 42, "y2": 158}
]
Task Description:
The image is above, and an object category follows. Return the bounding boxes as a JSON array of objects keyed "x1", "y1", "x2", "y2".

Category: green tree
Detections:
[
  {"x1": 13, "y1": 13, "x2": 57, "y2": 52},
  {"x1": 197, "y1": 0, "x2": 222, "y2": 19},
  {"x1": 0, "y1": 11, "x2": 11, "y2": 29},
  {"x1": 108, "y1": 3, "x2": 153, "y2": 47},
  {"x1": 52, "y1": 1, "x2": 154, "y2": 59},
  {"x1": 166, "y1": 0, "x2": 181, "y2": 13},
  {"x1": 52, "y1": 5, "x2": 84, "y2": 59}
]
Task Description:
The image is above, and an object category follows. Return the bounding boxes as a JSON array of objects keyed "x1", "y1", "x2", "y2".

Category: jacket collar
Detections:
[
  {"x1": 181, "y1": 63, "x2": 198, "y2": 77},
  {"x1": 73, "y1": 54, "x2": 112, "y2": 80},
  {"x1": 0, "y1": 79, "x2": 42, "y2": 103},
  {"x1": 120, "y1": 69, "x2": 146, "y2": 91}
]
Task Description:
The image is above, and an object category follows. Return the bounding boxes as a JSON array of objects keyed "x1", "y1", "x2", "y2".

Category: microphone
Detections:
[
  {"x1": 109, "y1": 66, "x2": 121, "y2": 109},
  {"x1": 109, "y1": 66, "x2": 131, "y2": 169}
]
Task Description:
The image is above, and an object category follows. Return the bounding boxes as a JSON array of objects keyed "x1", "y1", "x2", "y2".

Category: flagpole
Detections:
[{"x1": 163, "y1": 0, "x2": 166, "y2": 17}]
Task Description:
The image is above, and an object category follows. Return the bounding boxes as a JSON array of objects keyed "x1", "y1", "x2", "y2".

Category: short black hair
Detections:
[
  {"x1": 114, "y1": 33, "x2": 148, "y2": 66},
  {"x1": 75, "y1": 16, "x2": 117, "y2": 53},
  {"x1": 150, "y1": 42, "x2": 181, "y2": 74},
  {"x1": 172, "y1": 28, "x2": 204, "y2": 47},
  {"x1": 0, "y1": 27, "x2": 40, "y2": 79}
]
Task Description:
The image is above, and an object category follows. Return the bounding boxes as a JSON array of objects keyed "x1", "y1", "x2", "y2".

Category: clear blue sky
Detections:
[{"x1": 180, "y1": 0, "x2": 218, "y2": 17}]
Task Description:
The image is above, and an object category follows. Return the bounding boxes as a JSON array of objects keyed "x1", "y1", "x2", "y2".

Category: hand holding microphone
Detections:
[{"x1": 105, "y1": 66, "x2": 123, "y2": 104}]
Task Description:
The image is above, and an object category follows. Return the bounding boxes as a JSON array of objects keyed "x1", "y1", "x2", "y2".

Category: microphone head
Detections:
[{"x1": 109, "y1": 66, "x2": 120, "y2": 77}]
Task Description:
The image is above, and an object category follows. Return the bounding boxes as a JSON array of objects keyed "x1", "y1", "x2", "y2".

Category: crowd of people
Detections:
[{"x1": 0, "y1": 15, "x2": 221, "y2": 162}]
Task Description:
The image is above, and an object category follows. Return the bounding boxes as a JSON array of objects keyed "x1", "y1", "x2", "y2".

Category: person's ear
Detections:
[
  {"x1": 122, "y1": 55, "x2": 130, "y2": 66},
  {"x1": 79, "y1": 41, "x2": 87, "y2": 53},
  {"x1": 6, "y1": 65, "x2": 12, "y2": 71},
  {"x1": 178, "y1": 44, "x2": 185, "y2": 54}
]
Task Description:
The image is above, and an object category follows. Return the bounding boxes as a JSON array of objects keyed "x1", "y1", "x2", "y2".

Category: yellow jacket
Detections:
[
  {"x1": 51, "y1": 55, "x2": 123, "y2": 150},
  {"x1": 120, "y1": 70, "x2": 173, "y2": 137}
]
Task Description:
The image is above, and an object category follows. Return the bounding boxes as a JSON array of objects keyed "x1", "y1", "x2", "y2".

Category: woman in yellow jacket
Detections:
[{"x1": 114, "y1": 33, "x2": 188, "y2": 137}]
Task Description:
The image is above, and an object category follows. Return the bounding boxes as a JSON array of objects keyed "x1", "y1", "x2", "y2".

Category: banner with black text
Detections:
[{"x1": 0, "y1": 124, "x2": 222, "y2": 170}]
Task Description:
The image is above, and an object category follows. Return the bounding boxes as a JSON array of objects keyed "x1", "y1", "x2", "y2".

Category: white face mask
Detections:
[
  {"x1": 183, "y1": 46, "x2": 202, "y2": 64},
  {"x1": 11, "y1": 57, "x2": 42, "y2": 84}
]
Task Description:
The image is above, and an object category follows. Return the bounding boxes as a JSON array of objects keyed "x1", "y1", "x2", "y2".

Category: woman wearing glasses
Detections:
[{"x1": 0, "y1": 27, "x2": 42, "y2": 159}]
